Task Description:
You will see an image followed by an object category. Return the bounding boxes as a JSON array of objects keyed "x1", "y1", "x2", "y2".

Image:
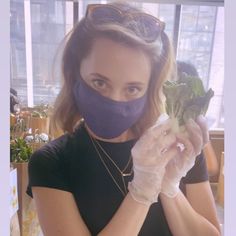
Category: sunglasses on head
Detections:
[{"x1": 85, "y1": 4, "x2": 165, "y2": 43}]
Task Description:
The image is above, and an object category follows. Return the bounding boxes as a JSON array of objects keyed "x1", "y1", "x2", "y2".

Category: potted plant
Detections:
[
  {"x1": 10, "y1": 105, "x2": 50, "y2": 236},
  {"x1": 10, "y1": 138, "x2": 42, "y2": 236},
  {"x1": 28, "y1": 104, "x2": 51, "y2": 135},
  {"x1": 10, "y1": 118, "x2": 27, "y2": 141},
  {"x1": 10, "y1": 138, "x2": 33, "y2": 163}
]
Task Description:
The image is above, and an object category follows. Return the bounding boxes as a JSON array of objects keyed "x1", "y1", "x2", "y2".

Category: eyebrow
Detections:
[
  {"x1": 90, "y1": 73, "x2": 110, "y2": 82},
  {"x1": 90, "y1": 73, "x2": 146, "y2": 85},
  {"x1": 126, "y1": 82, "x2": 145, "y2": 86}
]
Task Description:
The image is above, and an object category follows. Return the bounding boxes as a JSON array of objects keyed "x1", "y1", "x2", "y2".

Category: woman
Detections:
[{"x1": 26, "y1": 2, "x2": 221, "y2": 236}]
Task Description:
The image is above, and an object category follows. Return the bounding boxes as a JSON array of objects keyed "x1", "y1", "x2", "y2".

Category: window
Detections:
[
  {"x1": 10, "y1": 0, "x2": 74, "y2": 106},
  {"x1": 10, "y1": 0, "x2": 224, "y2": 130},
  {"x1": 177, "y1": 6, "x2": 224, "y2": 129},
  {"x1": 10, "y1": 0, "x2": 27, "y2": 103}
]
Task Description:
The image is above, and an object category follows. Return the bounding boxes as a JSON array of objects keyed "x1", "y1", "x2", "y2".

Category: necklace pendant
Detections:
[{"x1": 122, "y1": 172, "x2": 132, "y2": 177}]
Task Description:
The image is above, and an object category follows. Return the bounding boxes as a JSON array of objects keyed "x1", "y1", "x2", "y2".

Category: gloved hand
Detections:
[
  {"x1": 128, "y1": 114, "x2": 179, "y2": 206},
  {"x1": 161, "y1": 115, "x2": 210, "y2": 197}
]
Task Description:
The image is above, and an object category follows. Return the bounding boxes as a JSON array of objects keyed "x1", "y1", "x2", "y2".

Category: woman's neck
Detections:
[{"x1": 85, "y1": 124, "x2": 135, "y2": 143}]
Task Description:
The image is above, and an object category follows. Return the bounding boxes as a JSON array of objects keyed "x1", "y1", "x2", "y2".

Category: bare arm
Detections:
[
  {"x1": 32, "y1": 187, "x2": 91, "y2": 236},
  {"x1": 203, "y1": 142, "x2": 219, "y2": 176},
  {"x1": 160, "y1": 181, "x2": 221, "y2": 236},
  {"x1": 32, "y1": 187, "x2": 150, "y2": 236},
  {"x1": 97, "y1": 192, "x2": 149, "y2": 236}
]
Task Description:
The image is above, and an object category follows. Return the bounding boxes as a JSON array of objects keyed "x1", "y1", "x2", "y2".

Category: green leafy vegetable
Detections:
[{"x1": 163, "y1": 73, "x2": 214, "y2": 132}]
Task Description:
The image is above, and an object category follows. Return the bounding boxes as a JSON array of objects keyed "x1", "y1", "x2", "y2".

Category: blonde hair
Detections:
[{"x1": 52, "y1": 2, "x2": 176, "y2": 137}]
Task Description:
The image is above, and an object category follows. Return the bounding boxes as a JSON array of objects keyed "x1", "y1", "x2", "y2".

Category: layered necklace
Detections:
[{"x1": 88, "y1": 132, "x2": 133, "y2": 197}]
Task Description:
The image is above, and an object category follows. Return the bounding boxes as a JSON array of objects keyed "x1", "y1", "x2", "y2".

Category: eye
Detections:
[
  {"x1": 126, "y1": 86, "x2": 142, "y2": 96},
  {"x1": 91, "y1": 79, "x2": 107, "y2": 90}
]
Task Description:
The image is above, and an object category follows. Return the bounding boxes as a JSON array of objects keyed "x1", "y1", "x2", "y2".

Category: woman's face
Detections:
[{"x1": 80, "y1": 37, "x2": 152, "y2": 102}]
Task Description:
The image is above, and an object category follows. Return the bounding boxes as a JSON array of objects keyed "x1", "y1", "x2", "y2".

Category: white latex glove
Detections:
[
  {"x1": 161, "y1": 115, "x2": 210, "y2": 197},
  {"x1": 128, "y1": 114, "x2": 179, "y2": 206}
]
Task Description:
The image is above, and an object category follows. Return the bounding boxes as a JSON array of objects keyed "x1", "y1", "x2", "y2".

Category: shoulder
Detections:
[
  {"x1": 27, "y1": 133, "x2": 73, "y2": 182},
  {"x1": 29, "y1": 133, "x2": 72, "y2": 163},
  {"x1": 28, "y1": 123, "x2": 88, "y2": 171},
  {"x1": 27, "y1": 133, "x2": 77, "y2": 197},
  {"x1": 26, "y1": 124, "x2": 90, "y2": 197},
  {"x1": 30, "y1": 124, "x2": 86, "y2": 161}
]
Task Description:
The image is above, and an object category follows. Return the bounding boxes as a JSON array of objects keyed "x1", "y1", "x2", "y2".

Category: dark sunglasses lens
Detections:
[
  {"x1": 135, "y1": 15, "x2": 161, "y2": 41},
  {"x1": 90, "y1": 6, "x2": 122, "y2": 24}
]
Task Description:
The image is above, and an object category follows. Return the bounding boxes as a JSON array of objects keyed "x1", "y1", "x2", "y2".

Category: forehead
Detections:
[{"x1": 80, "y1": 37, "x2": 151, "y2": 83}]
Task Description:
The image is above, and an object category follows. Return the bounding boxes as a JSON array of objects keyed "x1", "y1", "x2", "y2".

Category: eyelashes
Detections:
[
  {"x1": 89, "y1": 78, "x2": 145, "y2": 99},
  {"x1": 91, "y1": 79, "x2": 107, "y2": 90},
  {"x1": 126, "y1": 86, "x2": 142, "y2": 96}
]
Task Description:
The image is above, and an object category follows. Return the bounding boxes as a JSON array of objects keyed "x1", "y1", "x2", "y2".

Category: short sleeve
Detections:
[
  {"x1": 26, "y1": 138, "x2": 72, "y2": 198},
  {"x1": 181, "y1": 151, "x2": 209, "y2": 184}
]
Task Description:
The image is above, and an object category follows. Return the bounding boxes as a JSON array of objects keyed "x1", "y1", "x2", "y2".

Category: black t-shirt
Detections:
[{"x1": 26, "y1": 124, "x2": 208, "y2": 236}]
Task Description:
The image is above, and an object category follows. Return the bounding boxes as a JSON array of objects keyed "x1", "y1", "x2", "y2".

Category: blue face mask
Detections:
[{"x1": 73, "y1": 78, "x2": 147, "y2": 139}]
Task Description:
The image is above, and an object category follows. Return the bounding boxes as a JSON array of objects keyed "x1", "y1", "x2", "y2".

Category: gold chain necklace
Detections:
[
  {"x1": 93, "y1": 139, "x2": 133, "y2": 177},
  {"x1": 88, "y1": 133, "x2": 133, "y2": 197}
]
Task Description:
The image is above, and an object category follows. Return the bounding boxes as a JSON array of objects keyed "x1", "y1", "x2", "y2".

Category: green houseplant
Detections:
[
  {"x1": 10, "y1": 138, "x2": 33, "y2": 163},
  {"x1": 28, "y1": 104, "x2": 52, "y2": 135},
  {"x1": 10, "y1": 137, "x2": 42, "y2": 236}
]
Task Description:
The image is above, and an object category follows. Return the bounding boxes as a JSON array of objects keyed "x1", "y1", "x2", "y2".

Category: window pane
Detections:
[
  {"x1": 141, "y1": 3, "x2": 175, "y2": 39},
  {"x1": 207, "y1": 7, "x2": 224, "y2": 129},
  {"x1": 30, "y1": 0, "x2": 71, "y2": 105},
  {"x1": 177, "y1": 5, "x2": 224, "y2": 129},
  {"x1": 177, "y1": 31, "x2": 214, "y2": 87},
  {"x1": 10, "y1": 0, "x2": 27, "y2": 105},
  {"x1": 177, "y1": 6, "x2": 217, "y2": 85}
]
